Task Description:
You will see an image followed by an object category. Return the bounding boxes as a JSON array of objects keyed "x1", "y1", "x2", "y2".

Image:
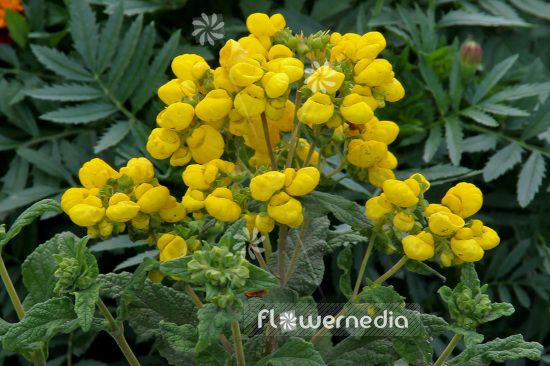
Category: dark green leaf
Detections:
[
  {"x1": 113, "y1": 249, "x2": 159, "y2": 271},
  {"x1": 419, "y1": 313, "x2": 448, "y2": 337},
  {"x1": 522, "y1": 97, "x2": 550, "y2": 139},
  {"x1": 326, "y1": 337, "x2": 398, "y2": 365},
  {"x1": 460, "y1": 108, "x2": 499, "y2": 127},
  {"x1": 482, "y1": 143, "x2": 523, "y2": 182},
  {"x1": 477, "y1": 103, "x2": 529, "y2": 117},
  {"x1": 337, "y1": 246, "x2": 353, "y2": 299},
  {"x1": 0, "y1": 186, "x2": 63, "y2": 213},
  {"x1": 74, "y1": 283, "x2": 101, "y2": 332},
  {"x1": 94, "y1": 121, "x2": 131, "y2": 153},
  {"x1": 40, "y1": 102, "x2": 117, "y2": 124},
  {"x1": 517, "y1": 151, "x2": 545, "y2": 207},
  {"x1": 405, "y1": 260, "x2": 446, "y2": 282},
  {"x1": 196, "y1": 303, "x2": 240, "y2": 352},
  {"x1": 96, "y1": 3, "x2": 124, "y2": 74},
  {"x1": 89, "y1": 235, "x2": 147, "y2": 252},
  {"x1": 462, "y1": 134, "x2": 498, "y2": 153},
  {"x1": 445, "y1": 116, "x2": 463, "y2": 165},
  {"x1": 108, "y1": 14, "x2": 143, "y2": 88},
  {"x1": 423, "y1": 125, "x2": 442, "y2": 163},
  {"x1": 256, "y1": 337, "x2": 326, "y2": 366},
  {"x1": 69, "y1": 0, "x2": 99, "y2": 71},
  {"x1": 486, "y1": 82, "x2": 550, "y2": 103},
  {"x1": 438, "y1": 9, "x2": 531, "y2": 27},
  {"x1": 508, "y1": 0, "x2": 550, "y2": 21},
  {"x1": 17, "y1": 147, "x2": 75, "y2": 184},
  {"x1": 5, "y1": 9, "x2": 30, "y2": 48},
  {"x1": 31, "y1": 45, "x2": 94, "y2": 81},
  {"x1": 160, "y1": 256, "x2": 194, "y2": 282},
  {"x1": 26, "y1": 83, "x2": 103, "y2": 102},
  {"x1": 419, "y1": 57, "x2": 448, "y2": 112},
  {"x1": 392, "y1": 336, "x2": 432, "y2": 366},
  {"x1": 244, "y1": 264, "x2": 280, "y2": 292},
  {"x1": 310, "y1": 0, "x2": 352, "y2": 21},
  {"x1": 218, "y1": 218, "x2": 247, "y2": 248},
  {"x1": 472, "y1": 55, "x2": 519, "y2": 105},
  {"x1": 159, "y1": 321, "x2": 197, "y2": 354}
]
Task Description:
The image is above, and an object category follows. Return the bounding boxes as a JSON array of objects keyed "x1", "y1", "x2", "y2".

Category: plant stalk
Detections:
[
  {"x1": 231, "y1": 321, "x2": 246, "y2": 366},
  {"x1": 374, "y1": 256, "x2": 408, "y2": 284},
  {"x1": 434, "y1": 333, "x2": 462, "y2": 366},
  {"x1": 261, "y1": 114, "x2": 278, "y2": 171},
  {"x1": 351, "y1": 233, "x2": 376, "y2": 300},
  {"x1": 277, "y1": 226, "x2": 289, "y2": 287},
  {"x1": 0, "y1": 254, "x2": 25, "y2": 320},
  {"x1": 249, "y1": 236, "x2": 269, "y2": 273},
  {"x1": 284, "y1": 218, "x2": 309, "y2": 285}
]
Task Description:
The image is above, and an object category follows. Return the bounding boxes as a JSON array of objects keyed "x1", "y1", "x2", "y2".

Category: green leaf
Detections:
[
  {"x1": 244, "y1": 264, "x2": 280, "y2": 292},
  {"x1": 159, "y1": 256, "x2": 194, "y2": 282},
  {"x1": 447, "y1": 334, "x2": 542, "y2": 365},
  {"x1": 419, "y1": 313, "x2": 448, "y2": 337},
  {"x1": 17, "y1": 147, "x2": 75, "y2": 184},
  {"x1": 218, "y1": 218, "x2": 247, "y2": 248},
  {"x1": 460, "y1": 108, "x2": 499, "y2": 127},
  {"x1": 397, "y1": 164, "x2": 473, "y2": 182},
  {"x1": 159, "y1": 322, "x2": 198, "y2": 354},
  {"x1": 108, "y1": 14, "x2": 143, "y2": 89},
  {"x1": 462, "y1": 134, "x2": 498, "y2": 153},
  {"x1": 508, "y1": 0, "x2": 550, "y2": 21},
  {"x1": 419, "y1": 57, "x2": 448, "y2": 112},
  {"x1": 423, "y1": 125, "x2": 442, "y2": 163},
  {"x1": 405, "y1": 260, "x2": 446, "y2": 282},
  {"x1": 438, "y1": 9, "x2": 531, "y2": 27},
  {"x1": 94, "y1": 121, "x2": 131, "y2": 153},
  {"x1": 2, "y1": 297, "x2": 79, "y2": 352},
  {"x1": 482, "y1": 143, "x2": 523, "y2": 182},
  {"x1": 31, "y1": 45, "x2": 94, "y2": 81},
  {"x1": 476, "y1": 103, "x2": 529, "y2": 117},
  {"x1": 0, "y1": 186, "x2": 63, "y2": 213},
  {"x1": 337, "y1": 246, "x2": 353, "y2": 300},
  {"x1": 113, "y1": 250, "x2": 159, "y2": 271},
  {"x1": 0, "y1": 199, "x2": 62, "y2": 248},
  {"x1": 69, "y1": 0, "x2": 99, "y2": 71},
  {"x1": 131, "y1": 30, "x2": 180, "y2": 113},
  {"x1": 89, "y1": 235, "x2": 147, "y2": 252},
  {"x1": 326, "y1": 231, "x2": 367, "y2": 253},
  {"x1": 326, "y1": 337, "x2": 398, "y2": 365},
  {"x1": 256, "y1": 337, "x2": 326, "y2": 366},
  {"x1": 360, "y1": 284, "x2": 405, "y2": 305},
  {"x1": 517, "y1": 151, "x2": 546, "y2": 207},
  {"x1": 96, "y1": 3, "x2": 124, "y2": 74},
  {"x1": 40, "y1": 102, "x2": 117, "y2": 124},
  {"x1": 310, "y1": 0, "x2": 352, "y2": 21},
  {"x1": 5, "y1": 9, "x2": 30, "y2": 48},
  {"x1": 486, "y1": 82, "x2": 550, "y2": 103},
  {"x1": 299, "y1": 191, "x2": 373, "y2": 229},
  {"x1": 513, "y1": 285, "x2": 531, "y2": 308},
  {"x1": 74, "y1": 283, "x2": 101, "y2": 332},
  {"x1": 26, "y1": 83, "x2": 103, "y2": 102},
  {"x1": 522, "y1": 97, "x2": 550, "y2": 139},
  {"x1": 445, "y1": 116, "x2": 463, "y2": 166},
  {"x1": 196, "y1": 303, "x2": 240, "y2": 352},
  {"x1": 472, "y1": 55, "x2": 519, "y2": 105},
  {"x1": 392, "y1": 336, "x2": 432, "y2": 365}
]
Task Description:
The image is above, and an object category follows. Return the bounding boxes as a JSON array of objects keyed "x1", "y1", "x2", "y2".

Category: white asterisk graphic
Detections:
[
  {"x1": 192, "y1": 13, "x2": 225, "y2": 46},
  {"x1": 305, "y1": 60, "x2": 339, "y2": 93},
  {"x1": 233, "y1": 227, "x2": 265, "y2": 260},
  {"x1": 279, "y1": 311, "x2": 297, "y2": 332}
]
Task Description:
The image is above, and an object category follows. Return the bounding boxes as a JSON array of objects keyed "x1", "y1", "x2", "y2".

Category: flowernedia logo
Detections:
[
  {"x1": 232, "y1": 227, "x2": 266, "y2": 260},
  {"x1": 192, "y1": 13, "x2": 225, "y2": 46},
  {"x1": 305, "y1": 60, "x2": 339, "y2": 93},
  {"x1": 244, "y1": 303, "x2": 423, "y2": 337}
]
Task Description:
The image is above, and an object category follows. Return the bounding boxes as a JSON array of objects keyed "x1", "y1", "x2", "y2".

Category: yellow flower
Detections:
[
  {"x1": 243, "y1": 116, "x2": 280, "y2": 154},
  {"x1": 157, "y1": 102, "x2": 195, "y2": 131},
  {"x1": 234, "y1": 84, "x2": 266, "y2": 118},
  {"x1": 239, "y1": 35, "x2": 268, "y2": 60},
  {"x1": 451, "y1": 229, "x2": 484, "y2": 262},
  {"x1": 402, "y1": 231, "x2": 434, "y2": 261},
  {"x1": 351, "y1": 85, "x2": 378, "y2": 111},
  {"x1": 148, "y1": 271, "x2": 165, "y2": 283},
  {"x1": 219, "y1": 40, "x2": 248, "y2": 70},
  {"x1": 270, "y1": 99, "x2": 295, "y2": 132},
  {"x1": 119, "y1": 157, "x2": 155, "y2": 185},
  {"x1": 297, "y1": 92, "x2": 334, "y2": 125},
  {"x1": 214, "y1": 67, "x2": 241, "y2": 93},
  {"x1": 268, "y1": 44, "x2": 293, "y2": 60},
  {"x1": 374, "y1": 78, "x2": 405, "y2": 102},
  {"x1": 249, "y1": 152, "x2": 272, "y2": 168},
  {"x1": 87, "y1": 226, "x2": 99, "y2": 239},
  {"x1": 255, "y1": 214, "x2": 275, "y2": 233},
  {"x1": 98, "y1": 220, "x2": 114, "y2": 237},
  {"x1": 365, "y1": 193, "x2": 394, "y2": 221},
  {"x1": 283, "y1": 167, "x2": 320, "y2": 196},
  {"x1": 297, "y1": 138, "x2": 319, "y2": 166},
  {"x1": 382, "y1": 179, "x2": 419, "y2": 207},
  {"x1": 186, "y1": 125, "x2": 225, "y2": 164},
  {"x1": 170, "y1": 148, "x2": 193, "y2": 167},
  {"x1": 135, "y1": 184, "x2": 170, "y2": 213},
  {"x1": 368, "y1": 165, "x2": 395, "y2": 188},
  {"x1": 409, "y1": 173, "x2": 430, "y2": 193},
  {"x1": 440, "y1": 252, "x2": 454, "y2": 267},
  {"x1": 146, "y1": 128, "x2": 181, "y2": 160},
  {"x1": 265, "y1": 98, "x2": 286, "y2": 121},
  {"x1": 131, "y1": 214, "x2": 150, "y2": 230},
  {"x1": 171, "y1": 54, "x2": 209, "y2": 81},
  {"x1": 265, "y1": 57, "x2": 304, "y2": 83},
  {"x1": 471, "y1": 220, "x2": 500, "y2": 250},
  {"x1": 79, "y1": 158, "x2": 121, "y2": 189},
  {"x1": 441, "y1": 182, "x2": 483, "y2": 219},
  {"x1": 204, "y1": 188, "x2": 242, "y2": 222},
  {"x1": 340, "y1": 93, "x2": 374, "y2": 124},
  {"x1": 68, "y1": 196, "x2": 105, "y2": 227},
  {"x1": 267, "y1": 192, "x2": 303, "y2": 228},
  {"x1": 354, "y1": 59, "x2": 394, "y2": 87},
  {"x1": 61, "y1": 188, "x2": 91, "y2": 214},
  {"x1": 362, "y1": 119, "x2": 399, "y2": 145},
  {"x1": 306, "y1": 64, "x2": 345, "y2": 94},
  {"x1": 182, "y1": 164, "x2": 219, "y2": 190},
  {"x1": 393, "y1": 212, "x2": 414, "y2": 231},
  {"x1": 246, "y1": 13, "x2": 284, "y2": 39},
  {"x1": 424, "y1": 204, "x2": 451, "y2": 218},
  {"x1": 428, "y1": 211, "x2": 465, "y2": 236},
  {"x1": 158, "y1": 234, "x2": 188, "y2": 262},
  {"x1": 377, "y1": 151, "x2": 398, "y2": 170},
  {"x1": 182, "y1": 188, "x2": 206, "y2": 211},
  {"x1": 262, "y1": 72, "x2": 290, "y2": 98},
  {"x1": 157, "y1": 79, "x2": 196, "y2": 105},
  {"x1": 159, "y1": 196, "x2": 187, "y2": 223},
  {"x1": 250, "y1": 171, "x2": 285, "y2": 201},
  {"x1": 194, "y1": 89, "x2": 233, "y2": 122},
  {"x1": 229, "y1": 60, "x2": 264, "y2": 87},
  {"x1": 347, "y1": 140, "x2": 387, "y2": 168},
  {"x1": 106, "y1": 193, "x2": 140, "y2": 222}
]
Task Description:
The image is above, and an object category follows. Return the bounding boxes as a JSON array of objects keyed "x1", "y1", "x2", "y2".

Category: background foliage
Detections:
[{"x1": 1, "y1": 0, "x2": 549, "y2": 364}]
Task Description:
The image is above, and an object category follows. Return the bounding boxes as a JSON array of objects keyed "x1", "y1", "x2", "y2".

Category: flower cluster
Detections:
[
  {"x1": 366, "y1": 176, "x2": 500, "y2": 264},
  {"x1": 0, "y1": 0, "x2": 23, "y2": 28},
  {"x1": 61, "y1": 157, "x2": 185, "y2": 239}
]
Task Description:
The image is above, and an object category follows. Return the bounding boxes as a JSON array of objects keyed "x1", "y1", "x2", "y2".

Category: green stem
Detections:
[
  {"x1": 374, "y1": 256, "x2": 408, "y2": 284},
  {"x1": 263, "y1": 235, "x2": 272, "y2": 262},
  {"x1": 326, "y1": 163, "x2": 346, "y2": 178},
  {"x1": 96, "y1": 298, "x2": 141, "y2": 366},
  {"x1": 277, "y1": 226, "x2": 289, "y2": 287},
  {"x1": 351, "y1": 233, "x2": 376, "y2": 300},
  {"x1": 284, "y1": 218, "x2": 309, "y2": 285},
  {"x1": 261, "y1": 114, "x2": 278, "y2": 171},
  {"x1": 302, "y1": 142, "x2": 317, "y2": 168},
  {"x1": 434, "y1": 333, "x2": 462, "y2": 366},
  {"x1": 94, "y1": 75, "x2": 140, "y2": 124},
  {"x1": 29, "y1": 351, "x2": 46, "y2": 366},
  {"x1": 285, "y1": 72, "x2": 304, "y2": 169},
  {"x1": 249, "y1": 236, "x2": 270, "y2": 273},
  {"x1": 232, "y1": 321, "x2": 246, "y2": 366},
  {"x1": 0, "y1": 254, "x2": 25, "y2": 320}
]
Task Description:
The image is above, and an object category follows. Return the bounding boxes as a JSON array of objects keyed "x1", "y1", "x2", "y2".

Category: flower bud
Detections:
[{"x1": 461, "y1": 41, "x2": 482, "y2": 69}]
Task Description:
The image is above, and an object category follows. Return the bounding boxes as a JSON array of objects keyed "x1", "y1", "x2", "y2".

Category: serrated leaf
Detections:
[
  {"x1": 445, "y1": 116, "x2": 463, "y2": 165},
  {"x1": 0, "y1": 186, "x2": 63, "y2": 213},
  {"x1": 159, "y1": 322, "x2": 197, "y2": 354},
  {"x1": 74, "y1": 283, "x2": 101, "y2": 332},
  {"x1": 522, "y1": 97, "x2": 550, "y2": 139},
  {"x1": 256, "y1": 337, "x2": 326, "y2": 366},
  {"x1": 0, "y1": 199, "x2": 62, "y2": 247},
  {"x1": 396, "y1": 164, "x2": 473, "y2": 182},
  {"x1": 472, "y1": 55, "x2": 519, "y2": 105},
  {"x1": 392, "y1": 336, "x2": 432, "y2": 365},
  {"x1": 405, "y1": 260, "x2": 446, "y2": 281},
  {"x1": 517, "y1": 151, "x2": 546, "y2": 207},
  {"x1": 94, "y1": 121, "x2": 131, "y2": 153},
  {"x1": 423, "y1": 125, "x2": 442, "y2": 162},
  {"x1": 196, "y1": 303, "x2": 240, "y2": 352},
  {"x1": 70, "y1": 0, "x2": 99, "y2": 71},
  {"x1": 17, "y1": 147, "x2": 75, "y2": 184},
  {"x1": 5, "y1": 9, "x2": 30, "y2": 48},
  {"x1": 509, "y1": 0, "x2": 550, "y2": 21},
  {"x1": 131, "y1": 30, "x2": 180, "y2": 113},
  {"x1": 462, "y1": 134, "x2": 498, "y2": 153},
  {"x1": 299, "y1": 191, "x2": 373, "y2": 229},
  {"x1": 337, "y1": 245, "x2": 353, "y2": 300},
  {"x1": 108, "y1": 14, "x2": 143, "y2": 89},
  {"x1": 486, "y1": 82, "x2": 550, "y2": 103},
  {"x1": 31, "y1": 45, "x2": 93, "y2": 81},
  {"x1": 460, "y1": 108, "x2": 499, "y2": 127},
  {"x1": 482, "y1": 143, "x2": 523, "y2": 181},
  {"x1": 447, "y1": 334, "x2": 542, "y2": 365},
  {"x1": 26, "y1": 83, "x2": 103, "y2": 102},
  {"x1": 2, "y1": 297, "x2": 79, "y2": 352},
  {"x1": 438, "y1": 9, "x2": 532, "y2": 27},
  {"x1": 477, "y1": 102, "x2": 529, "y2": 117},
  {"x1": 96, "y1": 3, "x2": 124, "y2": 74},
  {"x1": 480, "y1": 0, "x2": 524, "y2": 21},
  {"x1": 419, "y1": 57, "x2": 448, "y2": 112},
  {"x1": 40, "y1": 102, "x2": 117, "y2": 124}
]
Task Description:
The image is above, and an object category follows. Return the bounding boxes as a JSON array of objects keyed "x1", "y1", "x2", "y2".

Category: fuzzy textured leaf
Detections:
[
  {"x1": 74, "y1": 283, "x2": 101, "y2": 332},
  {"x1": 299, "y1": 191, "x2": 372, "y2": 229},
  {"x1": 256, "y1": 337, "x2": 326, "y2": 366},
  {"x1": 196, "y1": 304, "x2": 240, "y2": 352},
  {"x1": 337, "y1": 245, "x2": 353, "y2": 300}
]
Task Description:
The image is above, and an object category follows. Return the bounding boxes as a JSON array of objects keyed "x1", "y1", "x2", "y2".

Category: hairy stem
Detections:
[
  {"x1": 434, "y1": 333, "x2": 462, "y2": 366},
  {"x1": 351, "y1": 233, "x2": 376, "y2": 300},
  {"x1": 0, "y1": 254, "x2": 25, "y2": 320},
  {"x1": 249, "y1": 235, "x2": 270, "y2": 273},
  {"x1": 232, "y1": 321, "x2": 246, "y2": 366},
  {"x1": 284, "y1": 218, "x2": 309, "y2": 285},
  {"x1": 261, "y1": 114, "x2": 278, "y2": 170},
  {"x1": 96, "y1": 298, "x2": 141, "y2": 366},
  {"x1": 277, "y1": 226, "x2": 289, "y2": 287},
  {"x1": 263, "y1": 235, "x2": 272, "y2": 262},
  {"x1": 374, "y1": 256, "x2": 408, "y2": 284}
]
